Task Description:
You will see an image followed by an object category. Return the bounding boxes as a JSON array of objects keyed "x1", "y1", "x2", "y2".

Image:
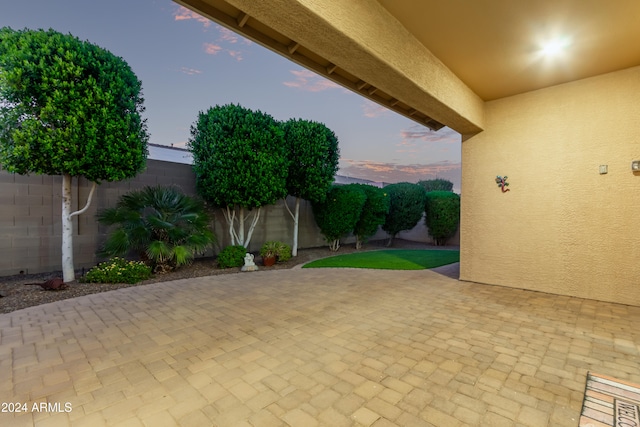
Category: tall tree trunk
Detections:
[
  {"x1": 283, "y1": 197, "x2": 301, "y2": 257},
  {"x1": 228, "y1": 206, "x2": 260, "y2": 249},
  {"x1": 61, "y1": 175, "x2": 97, "y2": 283},
  {"x1": 385, "y1": 234, "x2": 395, "y2": 247},
  {"x1": 292, "y1": 198, "x2": 300, "y2": 256},
  {"x1": 238, "y1": 206, "x2": 245, "y2": 247},
  {"x1": 61, "y1": 174, "x2": 75, "y2": 282}
]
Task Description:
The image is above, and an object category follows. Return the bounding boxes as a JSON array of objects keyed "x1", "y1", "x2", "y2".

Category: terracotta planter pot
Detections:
[{"x1": 263, "y1": 256, "x2": 276, "y2": 267}]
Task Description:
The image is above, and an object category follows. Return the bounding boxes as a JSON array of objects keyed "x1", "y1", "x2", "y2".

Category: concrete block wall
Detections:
[{"x1": 0, "y1": 158, "x2": 458, "y2": 277}]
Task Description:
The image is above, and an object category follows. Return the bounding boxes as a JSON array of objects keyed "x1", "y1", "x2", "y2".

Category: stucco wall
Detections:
[{"x1": 460, "y1": 65, "x2": 640, "y2": 306}]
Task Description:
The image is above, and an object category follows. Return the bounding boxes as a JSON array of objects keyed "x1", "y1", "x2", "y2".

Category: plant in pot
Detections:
[
  {"x1": 260, "y1": 241, "x2": 279, "y2": 266},
  {"x1": 259, "y1": 241, "x2": 292, "y2": 266}
]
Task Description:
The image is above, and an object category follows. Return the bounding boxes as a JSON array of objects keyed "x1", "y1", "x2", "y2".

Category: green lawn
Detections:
[{"x1": 302, "y1": 249, "x2": 460, "y2": 270}]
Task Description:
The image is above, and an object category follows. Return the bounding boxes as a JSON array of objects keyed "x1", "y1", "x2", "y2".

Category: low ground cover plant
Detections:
[{"x1": 83, "y1": 257, "x2": 152, "y2": 284}]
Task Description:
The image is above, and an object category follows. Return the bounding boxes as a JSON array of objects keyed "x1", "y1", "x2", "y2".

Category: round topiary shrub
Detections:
[
  {"x1": 84, "y1": 257, "x2": 152, "y2": 284},
  {"x1": 312, "y1": 185, "x2": 366, "y2": 251},
  {"x1": 382, "y1": 182, "x2": 427, "y2": 246},
  {"x1": 424, "y1": 191, "x2": 460, "y2": 246},
  {"x1": 350, "y1": 184, "x2": 390, "y2": 249},
  {"x1": 217, "y1": 245, "x2": 247, "y2": 269}
]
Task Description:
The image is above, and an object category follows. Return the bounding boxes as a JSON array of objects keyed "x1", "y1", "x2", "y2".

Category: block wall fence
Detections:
[{"x1": 0, "y1": 159, "x2": 458, "y2": 276}]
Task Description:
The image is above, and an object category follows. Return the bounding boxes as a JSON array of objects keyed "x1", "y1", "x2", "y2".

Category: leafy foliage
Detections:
[
  {"x1": 424, "y1": 191, "x2": 460, "y2": 246},
  {"x1": 275, "y1": 242, "x2": 293, "y2": 263},
  {"x1": 84, "y1": 257, "x2": 152, "y2": 284},
  {"x1": 312, "y1": 185, "x2": 367, "y2": 251},
  {"x1": 348, "y1": 184, "x2": 390, "y2": 249},
  {"x1": 382, "y1": 183, "x2": 427, "y2": 245},
  {"x1": 0, "y1": 27, "x2": 148, "y2": 182},
  {"x1": 0, "y1": 27, "x2": 149, "y2": 282},
  {"x1": 217, "y1": 245, "x2": 247, "y2": 269},
  {"x1": 98, "y1": 186, "x2": 215, "y2": 272},
  {"x1": 259, "y1": 241, "x2": 292, "y2": 262},
  {"x1": 282, "y1": 118, "x2": 340, "y2": 202},
  {"x1": 189, "y1": 104, "x2": 287, "y2": 247},
  {"x1": 417, "y1": 179, "x2": 454, "y2": 193},
  {"x1": 281, "y1": 118, "x2": 340, "y2": 256},
  {"x1": 189, "y1": 104, "x2": 287, "y2": 209}
]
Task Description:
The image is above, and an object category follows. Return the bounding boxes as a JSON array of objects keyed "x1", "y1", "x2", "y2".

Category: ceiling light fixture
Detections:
[{"x1": 540, "y1": 37, "x2": 571, "y2": 57}]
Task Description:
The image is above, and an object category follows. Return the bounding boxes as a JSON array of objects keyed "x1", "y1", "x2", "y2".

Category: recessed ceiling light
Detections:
[{"x1": 541, "y1": 37, "x2": 571, "y2": 57}]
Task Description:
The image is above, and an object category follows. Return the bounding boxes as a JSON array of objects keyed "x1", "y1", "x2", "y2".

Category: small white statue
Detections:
[{"x1": 241, "y1": 253, "x2": 258, "y2": 272}]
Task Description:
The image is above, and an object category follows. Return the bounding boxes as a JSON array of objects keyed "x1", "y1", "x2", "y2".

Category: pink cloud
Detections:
[
  {"x1": 362, "y1": 101, "x2": 390, "y2": 118},
  {"x1": 179, "y1": 67, "x2": 203, "y2": 75},
  {"x1": 339, "y1": 159, "x2": 461, "y2": 187},
  {"x1": 203, "y1": 43, "x2": 223, "y2": 55},
  {"x1": 283, "y1": 69, "x2": 340, "y2": 92},
  {"x1": 173, "y1": 6, "x2": 211, "y2": 27},
  {"x1": 218, "y1": 27, "x2": 238, "y2": 43},
  {"x1": 228, "y1": 50, "x2": 243, "y2": 61}
]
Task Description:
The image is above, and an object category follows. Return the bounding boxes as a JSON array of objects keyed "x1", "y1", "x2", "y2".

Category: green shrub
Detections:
[
  {"x1": 98, "y1": 186, "x2": 215, "y2": 273},
  {"x1": 275, "y1": 242, "x2": 292, "y2": 263},
  {"x1": 84, "y1": 257, "x2": 152, "y2": 284},
  {"x1": 349, "y1": 184, "x2": 390, "y2": 249},
  {"x1": 424, "y1": 191, "x2": 460, "y2": 246},
  {"x1": 260, "y1": 241, "x2": 291, "y2": 262},
  {"x1": 312, "y1": 185, "x2": 366, "y2": 251},
  {"x1": 382, "y1": 183, "x2": 427, "y2": 245},
  {"x1": 417, "y1": 178, "x2": 454, "y2": 193},
  {"x1": 217, "y1": 245, "x2": 247, "y2": 268}
]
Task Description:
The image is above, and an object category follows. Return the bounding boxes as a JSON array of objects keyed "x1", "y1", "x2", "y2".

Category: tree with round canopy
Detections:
[
  {"x1": 282, "y1": 118, "x2": 340, "y2": 256},
  {"x1": 189, "y1": 104, "x2": 288, "y2": 248},
  {"x1": 0, "y1": 28, "x2": 149, "y2": 282}
]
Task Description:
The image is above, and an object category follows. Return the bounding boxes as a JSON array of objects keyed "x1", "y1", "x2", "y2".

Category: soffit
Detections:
[
  {"x1": 175, "y1": 0, "x2": 457, "y2": 131},
  {"x1": 378, "y1": 0, "x2": 640, "y2": 101}
]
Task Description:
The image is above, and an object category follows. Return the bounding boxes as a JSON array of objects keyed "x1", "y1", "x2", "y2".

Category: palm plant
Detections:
[{"x1": 98, "y1": 186, "x2": 215, "y2": 272}]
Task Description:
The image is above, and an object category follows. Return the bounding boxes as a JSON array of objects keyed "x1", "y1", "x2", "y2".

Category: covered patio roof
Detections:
[{"x1": 174, "y1": 0, "x2": 640, "y2": 135}]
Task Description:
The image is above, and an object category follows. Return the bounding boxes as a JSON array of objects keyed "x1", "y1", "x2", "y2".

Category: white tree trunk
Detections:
[
  {"x1": 238, "y1": 206, "x2": 245, "y2": 247},
  {"x1": 61, "y1": 175, "x2": 97, "y2": 283},
  {"x1": 292, "y1": 198, "x2": 300, "y2": 256},
  {"x1": 283, "y1": 197, "x2": 301, "y2": 257},
  {"x1": 223, "y1": 205, "x2": 261, "y2": 249},
  {"x1": 61, "y1": 174, "x2": 75, "y2": 282},
  {"x1": 244, "y1": 207, "x2": 260, "y2": 248}
]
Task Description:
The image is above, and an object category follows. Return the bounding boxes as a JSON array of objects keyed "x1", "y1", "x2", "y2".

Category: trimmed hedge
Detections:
[
  {"x1": 382, "y1": 182, "x2": 427, "y2": 245},
  {"x1": 349, "y1": 184, "x2": 390, "y2": 249},
  {"x1": 424, "y1": 191, "x2": 460, "y2": 246},
  {"x1": 312, "y1": 185, "x2": 366, "y2": 251}
]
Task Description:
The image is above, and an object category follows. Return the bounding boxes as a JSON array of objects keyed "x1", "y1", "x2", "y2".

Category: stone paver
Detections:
[{"x1": 1, "y1": 265, "x2": 640, "y2": 426}]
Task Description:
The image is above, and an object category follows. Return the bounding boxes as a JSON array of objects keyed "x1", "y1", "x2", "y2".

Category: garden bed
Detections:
[{"x1": 0, "y1": 239, "x2": 454, "y2": 314}]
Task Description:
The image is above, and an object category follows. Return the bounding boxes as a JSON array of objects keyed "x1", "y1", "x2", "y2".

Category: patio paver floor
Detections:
[{"x1": 1, "y1": 266, "x2": 639, "y2": 426}]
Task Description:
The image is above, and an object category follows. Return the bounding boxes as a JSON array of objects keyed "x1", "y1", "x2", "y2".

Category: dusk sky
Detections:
[{"x1": 1, "y1": 0, "x2": 462, "y2": 190}]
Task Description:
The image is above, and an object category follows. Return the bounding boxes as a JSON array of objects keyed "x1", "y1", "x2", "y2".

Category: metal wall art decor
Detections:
[{"x1": 495, "y1": 176, "x2": 510, "y2": 192}]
